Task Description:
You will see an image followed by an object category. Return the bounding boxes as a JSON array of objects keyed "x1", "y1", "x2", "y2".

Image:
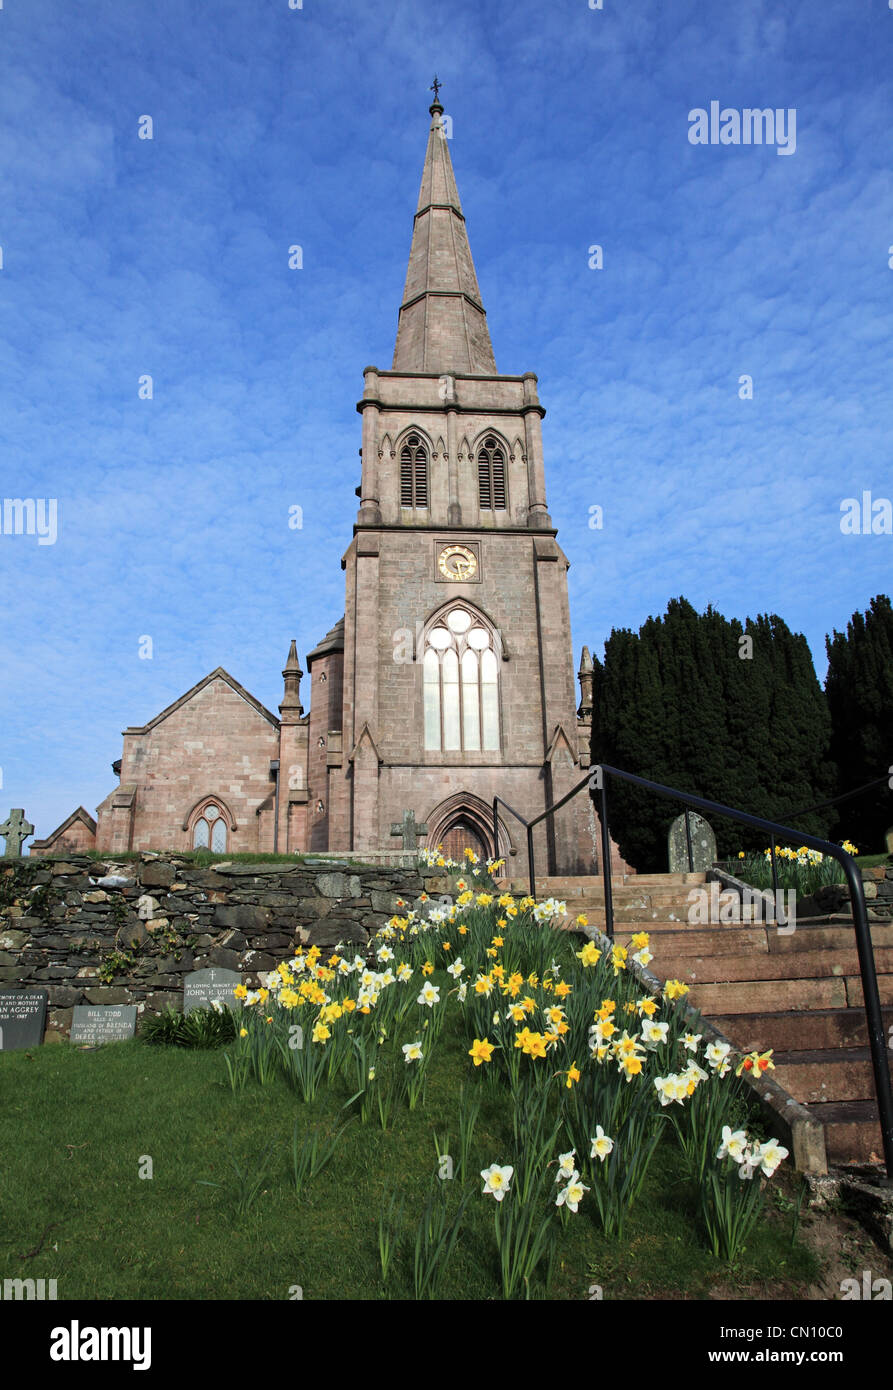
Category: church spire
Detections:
[{"x1": 391, "y1": 83, "x2": 497, "y2": 375}]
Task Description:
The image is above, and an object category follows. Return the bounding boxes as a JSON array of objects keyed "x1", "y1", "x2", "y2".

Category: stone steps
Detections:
[
  {"x1": 710, "y1": 1007, "x2": 893, "y2": 1054},
  {"x1": 543, "y1": 872, "x2": 893, "y2": 1170},
  {"x1": 809, "y1": 1101, "x2": 886, "y2": 1164}
]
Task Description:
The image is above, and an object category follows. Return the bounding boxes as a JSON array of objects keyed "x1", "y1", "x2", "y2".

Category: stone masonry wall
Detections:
[{"x1": 0, "y1": 853, "x2": 447, "y2": 1042}]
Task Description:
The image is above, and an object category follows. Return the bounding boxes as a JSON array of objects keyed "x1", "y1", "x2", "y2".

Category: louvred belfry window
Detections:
[
  {"x1": 400, "y1": 434, "x2": 428, "y2": 509},
  {"x1": 423, "y1": 607, "x2": 500, "y2": 752},
  {"x1": 478, "y1": 436, "x2": 506, "y2": 511}
]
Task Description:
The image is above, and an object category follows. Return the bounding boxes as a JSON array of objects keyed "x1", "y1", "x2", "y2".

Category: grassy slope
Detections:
[{"x1": 1, "y1": 1022, "x2": 818, "y2": 1301}]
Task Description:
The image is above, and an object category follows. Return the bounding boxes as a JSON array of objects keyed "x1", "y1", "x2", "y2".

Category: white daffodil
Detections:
[
  {"x1": 680, "y1": 1061, "x2": 708, "y2": 1089},
  {"x1": 556, "y1": 1149, "x2": 577, "y2": 1182},
  {"x1": 457, "y1": 982, "x2": 468, "y2": 1002},
  {"x1": 376, "y1": 945, "x2": 394, "y2": 963},
  {"x1": 705, "y1": 1041, "x2": 732, "y2": 1071},
  {"x1": 402, "y1": 1040, "x2": 424, "y2": 1063},
  {"x1": 717, "y1": 1126, "x2": 750, "y2": 1163},
  {"x1": 754, "y1": 1139, "x2": 789, "y2": 1177},
  {"x1": 446, "y1": 957, "x2": 465, "y2": 978},
  {"x1": 417, "y1": 981, "x2": 441, "y2": 1008},
  {"x1": 682, "y1": 1032, "x2": 702, "y2": 1052},
  {"x1": 590, "y1": 1126, "x2": 614, "y2": 1162},
  {"x1": 653, "y1": 1074, "x2": 687, "y2": 1107},
  {"x1": 555, "y1": 1177, "x2": 589, "y2": 1213},
  {"x1": 632, "y1": 947, "x2": 654, "y2": 968},
  {"x1": 481, "y1": 1163, "x2": 513, "y2": 1201},
  {"x1": 641, "y1": 1019, "x2": 670, "y2": 1048},
  {"x1": 396, "y1": 962, "x2": 413, "y2": 982}
]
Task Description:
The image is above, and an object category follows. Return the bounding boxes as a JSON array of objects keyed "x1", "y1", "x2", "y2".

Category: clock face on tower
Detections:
[{"x1": 437, "y1": 544, "x2": 478, "y2": 581}]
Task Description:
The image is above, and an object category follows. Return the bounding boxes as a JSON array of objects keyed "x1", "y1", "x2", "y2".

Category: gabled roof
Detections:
[
  {"x1": 124, "y1": 667, "x2": 280, "y2": 735},
  {"x1": 30, "y1": 805, "x2": 96, "y2": 848}
]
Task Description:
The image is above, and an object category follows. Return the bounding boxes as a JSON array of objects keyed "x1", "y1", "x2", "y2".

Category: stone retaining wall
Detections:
[{"x1": 0, "y1": 853, "x2": 446, "y2": 1041}]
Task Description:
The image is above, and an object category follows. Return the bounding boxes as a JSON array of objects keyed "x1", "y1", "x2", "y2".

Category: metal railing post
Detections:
[
  {"x1": 527, "y1": 823, "x2": 535, "y2": 900},
  {"x1": 598, "y1": 779, "x2": 615, "y2": 942},
  {"x1": 769, "y1": 832, "x2": 779, "y2": 924}
]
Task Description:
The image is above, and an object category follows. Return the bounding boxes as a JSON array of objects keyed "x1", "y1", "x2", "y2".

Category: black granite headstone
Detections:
[{"x1": 0, "y1": 990, "x2": 48, "y2": 1050}]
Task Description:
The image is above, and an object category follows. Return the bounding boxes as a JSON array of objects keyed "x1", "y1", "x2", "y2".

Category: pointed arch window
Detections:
[
  {"x1": 423, "y1": 607, "x2": 500, "y2": 751},
  {"x1": 191, "y1": 802, "x2": 228, "y2": 853},
  {"x1": 400, "y1": 433, "x2": 428, "y2": 509},
  {"x1": 478, "y1": 436, "x2": 506, "y2": 511}
]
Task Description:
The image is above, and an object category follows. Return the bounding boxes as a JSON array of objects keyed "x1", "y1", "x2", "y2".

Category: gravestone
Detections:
[
  {"x1": 0, "y1": 808, "x2": 34, "y2": 858},
  {"x1": 70, "y1": 1005, "x2": 137, "y2": 1045},
  {"x1": 885, "y1": 826, "x2": 893, "y2": 856},
  {"x1": 668, "y1": 811, "x2": 717, "y2": 873},
  {"x1": 183, "y1": 966, "x2": 241, "y2": 1015},
  {"x1": 0, "y1": 990, "x2": 48, "y2": 1050},
  {"x1": 390, "y1": 809, "x2": 428, "y2": 850}
]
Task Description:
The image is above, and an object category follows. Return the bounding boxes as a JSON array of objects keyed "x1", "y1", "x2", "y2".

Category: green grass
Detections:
[{"x1": 0, "y1": 1026, "x2": 819, "y2": 1301}]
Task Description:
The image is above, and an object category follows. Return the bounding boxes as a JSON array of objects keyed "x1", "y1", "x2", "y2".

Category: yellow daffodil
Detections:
[{"x1": 469, "y1": 1038, "x2": 495, "y2": 1066}]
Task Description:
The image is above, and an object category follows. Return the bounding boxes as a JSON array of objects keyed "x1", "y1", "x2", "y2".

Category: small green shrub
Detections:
[{"x1": 140, "y1": 1005, "x2": 238, "y2": 1049}]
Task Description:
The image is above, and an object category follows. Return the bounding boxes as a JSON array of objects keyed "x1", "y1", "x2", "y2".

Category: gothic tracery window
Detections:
[
  {"x1": 477, "y1": 436, "x2": 506, "y2": 511},
  {"x1": 192, "y1": 802, "x2": 227, "y2": 852},
  {"x1": 400, "y1": 433, "x2": 428, "y2": 509},
  {"x1": 423, "y1": 607, "x2": 499, "y2": 752}
]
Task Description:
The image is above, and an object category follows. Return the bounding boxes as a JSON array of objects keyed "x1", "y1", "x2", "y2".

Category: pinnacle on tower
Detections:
[
  {"x1": 279, "y1": 639, "x2": 304, "y2": 719},
  {"x1": 391, "y1": 83, "x2": 498, "y2": 375},
  {"x1": 578, "y1": 646, "x2": 594, "y2": 718}
]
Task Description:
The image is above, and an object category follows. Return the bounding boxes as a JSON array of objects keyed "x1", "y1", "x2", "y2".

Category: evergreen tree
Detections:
[
  {"x1": 590, "y1": 598, "x2": 833, "y2": 870},
  {"x1": 825, "y1": 595, "x2": 893, "y2": 851}
]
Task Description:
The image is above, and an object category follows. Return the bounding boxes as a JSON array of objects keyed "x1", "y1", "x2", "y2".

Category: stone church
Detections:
[{"x1": 32, "y1": 93, "x2": 615, "y2": 877}]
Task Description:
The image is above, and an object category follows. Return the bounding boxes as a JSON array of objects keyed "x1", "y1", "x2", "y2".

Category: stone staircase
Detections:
[{"x1": 504, "y1": 871, "x2": 893, "y2": 1166}]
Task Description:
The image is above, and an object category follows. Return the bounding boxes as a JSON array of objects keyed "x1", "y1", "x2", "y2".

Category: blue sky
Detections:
[{"x1": 1, "y1": 0, "x2": 891, "y2": 840}]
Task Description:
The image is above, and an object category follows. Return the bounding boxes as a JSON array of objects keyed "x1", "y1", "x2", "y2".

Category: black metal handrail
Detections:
[{"x1": 494, "y1": 764, "x2": 893, "y2": 1178}]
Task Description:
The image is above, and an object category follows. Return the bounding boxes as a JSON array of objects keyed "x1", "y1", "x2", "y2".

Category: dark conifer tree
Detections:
[
  {"x1": 825, "y1": 595, "x2": 893, "y2": 850},
  {"x1": 590, "y1": 598, "x2": 833, "y2": 869}
]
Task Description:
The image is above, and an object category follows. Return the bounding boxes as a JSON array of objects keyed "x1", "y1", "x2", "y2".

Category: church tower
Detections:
[{"x1": 325, "y1": 88, "x2": 595, "y2": 876}]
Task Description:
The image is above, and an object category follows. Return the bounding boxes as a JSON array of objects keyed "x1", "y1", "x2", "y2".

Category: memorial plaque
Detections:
[
  {"x1": 183, "y1": 967, "x2": 241, "y2": 1015},
  {"x1": 0, "y1": 990, "x2": 48, "y2": 1051},
  {"x1": 668, "y1": 811, "x2": 717, "y2": 873},
  {"x1": 70, "y1": 1005, "x2": 137, "y2": 1045}
]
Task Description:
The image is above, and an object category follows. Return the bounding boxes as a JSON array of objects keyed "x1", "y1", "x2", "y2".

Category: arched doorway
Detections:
[
  {"x1": 440, "y1": 818, "x2": 488, "y2": 863},
  {"x1": 425, "y1": 791, "x2": 513, "y2": 866}
]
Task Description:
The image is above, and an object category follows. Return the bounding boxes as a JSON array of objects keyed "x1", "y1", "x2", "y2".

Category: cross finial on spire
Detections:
[{"x1": 429, "y1": 74, "x2": 443, "y2": 113}]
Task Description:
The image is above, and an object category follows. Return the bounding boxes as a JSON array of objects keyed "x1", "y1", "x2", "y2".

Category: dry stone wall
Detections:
[{"x1": 0, "y1": 853, "x2": 447, "y2": 1042}]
